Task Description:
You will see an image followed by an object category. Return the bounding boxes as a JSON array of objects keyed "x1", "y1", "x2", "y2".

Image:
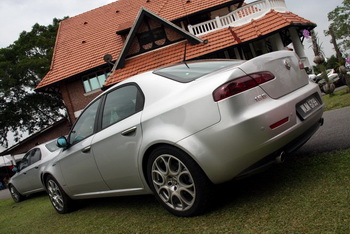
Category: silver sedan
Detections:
[
  {"x1": 43, "y1": 51, "x2": 324, "y2": 217},
  {"x1": 8, "y1": 140, "x2": 60, "y2": 202}
]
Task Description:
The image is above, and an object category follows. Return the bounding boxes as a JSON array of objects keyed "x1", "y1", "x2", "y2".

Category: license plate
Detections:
[{"x1": 296, "y1": 94, "x2": 322, "y2": 120}]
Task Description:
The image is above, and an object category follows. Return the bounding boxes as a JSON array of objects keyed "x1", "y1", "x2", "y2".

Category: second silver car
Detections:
[{"x1": 8, "y1": 140, "x2": 60, "y2": 202}]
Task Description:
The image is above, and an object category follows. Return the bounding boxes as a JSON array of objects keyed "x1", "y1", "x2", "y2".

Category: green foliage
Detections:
[
  {"x1": 312, "y1": 65, "x2": 321, "y2": 74},
  {"x1": 326, "y1": 55, "x2": 339, "y2": 69},
  {"x1": 312, "y1": 55, "x2": 344, "y2": 74},
  {"x1": 326, "y1": 0, "x2": 350, "y2": 54},
  {"x1": 0, "y1": 18, "x2": 65, "y2": 147}
]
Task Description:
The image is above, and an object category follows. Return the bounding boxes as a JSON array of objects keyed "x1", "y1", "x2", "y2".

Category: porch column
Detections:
[
  {"x1": 234, "y1": 48, "x2": 241, "y2": 59},
  {"x1": 289, "y1": 27, "x2": 310, "y2": 67},
  {"x1": 249, "y1": 43, "x2": 257, "y2": 57},
  {"x1": 270, "y1": 33, "x2": 285, "y2": 51}
]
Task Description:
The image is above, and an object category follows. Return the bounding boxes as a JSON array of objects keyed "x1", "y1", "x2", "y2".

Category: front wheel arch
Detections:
[
  {"x1": 145, "y1": 144, "x2": 213, "y2": 217},
  {"x1": 45, "y1": 175, "x2": 74, "y2": 214},
  {"x1": 8, "y1": 184, "x2": 25, "y2": 203},
  {"x1": 142, "y1": 143, "x2": 210, "y2": 187}
]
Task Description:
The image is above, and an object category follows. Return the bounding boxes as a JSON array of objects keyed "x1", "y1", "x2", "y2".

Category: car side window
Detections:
[
  {"x1": 29, "y1": 149, "x2": 41, "y2": 165},
  {"x1": 69, "y1": 99, "x2": 101, "y2": 145},
  {"x1": 101, "y1": 85, "x2": 141, "y2": 129},
  {"x1": 18, "y1": 148, "x2": 41, "y2": 170},
  {"x1": 19, "y1": 151, "x2": 31, "y2": 170}
]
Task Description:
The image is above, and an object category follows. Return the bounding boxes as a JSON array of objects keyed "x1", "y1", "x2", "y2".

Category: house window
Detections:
[{"x1": 83, "y1": 70, "x2": 110, "y2": 93}]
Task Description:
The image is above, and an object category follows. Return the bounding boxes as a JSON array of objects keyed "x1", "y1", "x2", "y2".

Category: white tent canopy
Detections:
[
  {"x1": 0, "y1": 154, "x2": 24, "y2": 167},
  {"x1": 0, "y1": 145, "x2": 25, "y2": 167},
  {"x1": 0, "y1": 155, "x2": 15, "y2": 167}
]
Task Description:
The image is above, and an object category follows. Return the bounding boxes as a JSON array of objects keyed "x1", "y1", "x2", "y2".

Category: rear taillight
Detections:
[{"x1": 213, "y1": 71, "x2": 275, "y2": 102}]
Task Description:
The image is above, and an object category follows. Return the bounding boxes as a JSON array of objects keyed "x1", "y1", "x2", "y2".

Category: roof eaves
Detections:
[
  {"x1": 35, "y1": 21, "x2": 63, "y2": 91},
  {"x1": 0, "y1": 118, "x2": 68, "y2": 156},
  {"x1": 49, "y1": 21, "x2": 63, "y2": 71}
]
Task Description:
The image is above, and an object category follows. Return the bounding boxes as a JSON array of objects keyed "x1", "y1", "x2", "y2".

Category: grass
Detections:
[
  {"x1": 323, "y1": 87, "x2": 350, "y2": 111},
  {"x1": 0, "y1": 149, "x2": 349, "y2": 233}
]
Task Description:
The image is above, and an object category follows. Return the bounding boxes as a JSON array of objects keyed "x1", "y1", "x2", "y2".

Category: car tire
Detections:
[
  {"x1": 46, "y1": 176, "x2": 74, "y2": 214},
  {"x1": 147, "y1": 145, "x2": 212, "y2": 217},
  {"x1": 9, "y1": 184, "x2": 25, "y2": 203}
]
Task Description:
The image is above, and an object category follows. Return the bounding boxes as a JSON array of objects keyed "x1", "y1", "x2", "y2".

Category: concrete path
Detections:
[{"x1": 0, "y1": 188, "x2": 11, "y2": 200}]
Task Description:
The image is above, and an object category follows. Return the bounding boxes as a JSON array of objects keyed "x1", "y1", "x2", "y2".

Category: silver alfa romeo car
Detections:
[
  {"x1": 8, "y1": 140, "x2": 60, "y2": 202},
  {"x1": 42, "y1": 51, "x2": 324, "y2": 217}
]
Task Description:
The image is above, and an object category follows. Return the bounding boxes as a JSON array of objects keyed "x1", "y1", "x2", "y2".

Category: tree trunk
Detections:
[{"x1": 329, "y1": 26, "x2": 342, "y2": 61}]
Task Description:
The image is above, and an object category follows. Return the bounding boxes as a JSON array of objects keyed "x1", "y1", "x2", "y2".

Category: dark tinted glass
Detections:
[
  {"x1": 30, "y1": 149, "x2": 41, "y2": 164},
  {"x1": 45, "y1": 140, "x2": 60, "y2": 152},
  {"x1": 102, "y1": 85, "x2": 139, "y2": 129},
  {"x1": 69, "y1": 99, "x2": 101, "y2": 145},
  {"x1": 153, "y1": 60, "x2": 243, "y2": 82}
]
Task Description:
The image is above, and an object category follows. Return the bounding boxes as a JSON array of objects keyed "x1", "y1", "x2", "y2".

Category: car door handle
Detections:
[
  {"x1": 81, "y1": 146, "x2": 91, "y2": 153},
  {"x1": 121, "y1": 126, "x2": 137, "y2": 136}
]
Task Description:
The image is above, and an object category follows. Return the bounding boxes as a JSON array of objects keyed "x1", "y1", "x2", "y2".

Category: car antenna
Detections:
[{"x1": 182, "y1": 42, "x2": 190, "y2": 69}]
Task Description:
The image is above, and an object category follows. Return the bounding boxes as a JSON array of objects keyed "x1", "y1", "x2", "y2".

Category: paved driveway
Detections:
[
  {"x1": 294, "y1": 106, "x2": 350, "y2": 155},
  {"x1": 0, "y1": 188, "x2": 11, "y2": 200}
]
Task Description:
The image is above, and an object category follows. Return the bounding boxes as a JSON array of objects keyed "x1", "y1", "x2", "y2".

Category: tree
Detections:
[
  {"x1": 326, "y1": 0, "x2": 350, "y2": 55},
  {"x1": 325, "y1": 55, "x2": 339, "y2": 70},
  {"x1": 0, "y1": 18, "x2": 66, "y2": 147}
]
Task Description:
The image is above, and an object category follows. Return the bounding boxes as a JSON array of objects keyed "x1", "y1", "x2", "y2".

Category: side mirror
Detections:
[{"x1": 57, "y1": 136, "x2": 69, "y2": 148}]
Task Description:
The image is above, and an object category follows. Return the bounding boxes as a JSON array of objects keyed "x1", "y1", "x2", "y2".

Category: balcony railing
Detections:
[{"x1": 188, "y1": 0, "x2": 288, "y2": 36}]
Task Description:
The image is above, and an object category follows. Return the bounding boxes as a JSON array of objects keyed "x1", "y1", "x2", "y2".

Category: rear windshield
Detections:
[
  {"x1": 45, "y1": 140, "x2": 60, "y2": 152},
  {"x1": 153, "y1": 60, "x2": 244, "y2": 83}
]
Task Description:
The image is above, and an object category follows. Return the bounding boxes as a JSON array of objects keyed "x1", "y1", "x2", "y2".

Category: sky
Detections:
[
  {"x1": 0, "y1": 0, "x2": 345, "y2": 148},
  {"x1": 0, "y1": 0, "x2": 345, "y2": 61}
]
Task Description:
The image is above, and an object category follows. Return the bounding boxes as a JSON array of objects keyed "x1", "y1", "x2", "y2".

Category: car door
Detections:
[
  {"x1": 13, "y1": 148, "x2": 43, "y2": 194},
  {"x1": 12, "y1": 150, "x2": 33, "y2": 193},
  {"x1": 57, "y1": 98, "x2": 110, "y2": 195},
  {"x1": 91, "y1": 84, "x2": 145, "y2": 191},
  {"x1": 19, "y1": 148, "x2": 43, "y2": 193}
]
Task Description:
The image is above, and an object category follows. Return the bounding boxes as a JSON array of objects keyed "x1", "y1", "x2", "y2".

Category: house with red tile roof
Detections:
[{"x1": 36, "y1": 0, "x2": 316, "y2": 125}]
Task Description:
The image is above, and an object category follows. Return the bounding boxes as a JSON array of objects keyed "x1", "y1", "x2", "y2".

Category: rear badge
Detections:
[
  {"x1": 255, "y1": 93, "x2": 267, "y2": 102},
  {"x1": 283, "y1": 59, "x2": 291, "y2": 70}
]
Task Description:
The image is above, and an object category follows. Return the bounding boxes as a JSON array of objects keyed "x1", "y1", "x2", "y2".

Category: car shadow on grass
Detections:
[
  {"x1": 75, "y1": 194, "x2": 160, "y2": 214},
  {"x1": 47, "y1": 151, "x2": 331, "y2": 217},
  {"x1": 208, "y1": 151, "x2": 327, "y2": 214}
]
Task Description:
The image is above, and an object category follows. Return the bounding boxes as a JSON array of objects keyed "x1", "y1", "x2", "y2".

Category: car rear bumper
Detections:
[
  {"x1": 236, "y1": 117, "x2": 324, "y2": 178},
  {"x1": 177, "y1": 84, "x2": 324, "y2": 184}
]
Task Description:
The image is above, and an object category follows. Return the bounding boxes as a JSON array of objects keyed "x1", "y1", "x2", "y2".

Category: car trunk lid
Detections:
[{"x1": 237, "y1": 51, "x2": 309, "y2": 99}]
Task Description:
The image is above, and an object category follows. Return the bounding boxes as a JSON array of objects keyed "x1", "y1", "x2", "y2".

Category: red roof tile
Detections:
[
  {"x1": 36, "y1": 0, "x2": 239, "y2": 90},
  {"x1": 104, "y1": 10, "x2": 315, "y2": 86},
  {"x1": 36, "y1": 1, "x2": 315, "y2": 90}
]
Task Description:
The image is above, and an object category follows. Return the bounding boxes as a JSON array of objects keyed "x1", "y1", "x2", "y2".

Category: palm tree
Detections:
[{"x1": 310, "y1": 30, "x2": 334, "y2": 95}]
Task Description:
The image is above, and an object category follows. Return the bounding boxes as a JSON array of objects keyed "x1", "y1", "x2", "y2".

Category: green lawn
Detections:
[
  {"x1": 1, "y1": 149, "x2": 349, "y2": 233},
  {"x1": 323, "y1": 88, "x2": 350, "y2": 111}
]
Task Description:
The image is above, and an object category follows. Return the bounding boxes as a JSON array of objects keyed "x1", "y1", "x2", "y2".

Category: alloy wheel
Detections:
[
  {"x1": 151, "y1": 154, "x2": 196, "y2": 211},
  {"x1": 47, "y1": 179, "x2": 64, "y2": 212},
  {"x1": 9, "y1": 185, "x2": 23, "y2": 202}
]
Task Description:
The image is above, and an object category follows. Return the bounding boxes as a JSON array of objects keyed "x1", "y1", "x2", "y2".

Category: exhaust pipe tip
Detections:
[
  {"x1": 275, "y1": 151, "x2": 286, "y2": 164},
  {"x1": 320, "y1": 117, "x2": 324, "y2": 126}
]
